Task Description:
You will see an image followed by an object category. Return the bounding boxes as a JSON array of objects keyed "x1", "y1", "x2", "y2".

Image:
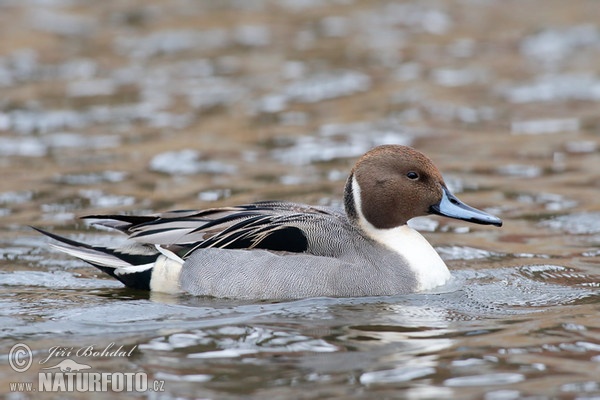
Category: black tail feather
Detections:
[
  {"x1": 31, "y1": 226, "x2": 96, "y2": 250},
  {"x1": 32, "y1": 226, "x2": 155, "y2": 291},
  {"x1": 96, "y1": 266, "x2": 152, "y2": 291},
  {"x1": 81, "y1": 214, "x2": 159, "y2": 225}
]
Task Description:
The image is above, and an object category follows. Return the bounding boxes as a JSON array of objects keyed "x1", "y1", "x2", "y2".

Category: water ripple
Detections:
[
  {"x1": 540, "y1": 212, "x2": 600, "y2": 234},
  {"x1": 445, "y1": 372, "x2": 525, "y2": 387}
]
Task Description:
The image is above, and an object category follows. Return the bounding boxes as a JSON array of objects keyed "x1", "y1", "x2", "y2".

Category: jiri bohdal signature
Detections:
[{"x1": 39, "y1": 343, "x2": 137, "y2": 365}]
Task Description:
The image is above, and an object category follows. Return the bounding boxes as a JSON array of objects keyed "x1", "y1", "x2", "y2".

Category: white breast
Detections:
[
  {"x1": 377, "y1": 225, "x2": 451, "y2": 291},
  {"x1": 352, "y1": 176, "x2": 451, "y2": 291}
]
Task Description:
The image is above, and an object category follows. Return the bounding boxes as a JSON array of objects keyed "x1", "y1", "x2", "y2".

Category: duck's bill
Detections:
[{"x1": 430, "y1": 186, "x2": 503, "y2": 227}]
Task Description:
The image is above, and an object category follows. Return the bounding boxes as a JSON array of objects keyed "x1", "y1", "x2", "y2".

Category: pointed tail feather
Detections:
[
  {"x1": 32, "y1": 227, "x2": 157, "y2": 290},
  {"x1": 80, "y1": 215, "x2": 159, "y2": 233}
]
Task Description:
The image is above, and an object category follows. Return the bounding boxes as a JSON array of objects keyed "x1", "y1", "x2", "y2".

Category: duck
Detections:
[{"x1": 35, "y1": 145, "x2": 502, "y2": 299}]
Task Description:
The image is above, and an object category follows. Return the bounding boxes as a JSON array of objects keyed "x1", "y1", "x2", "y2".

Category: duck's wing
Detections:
[{"x1": 82, "y1": 201, "x2": 339, "y2": 257}]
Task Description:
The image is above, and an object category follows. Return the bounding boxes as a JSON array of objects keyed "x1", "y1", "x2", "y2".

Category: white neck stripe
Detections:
[{"x1": 351, "y1": 176, "x2": 451, "y2": 291}]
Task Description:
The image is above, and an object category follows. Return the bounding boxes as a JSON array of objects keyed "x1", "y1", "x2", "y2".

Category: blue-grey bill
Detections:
[{"x1": 430, "y1": 186, "x2": 503, "y2": 227}]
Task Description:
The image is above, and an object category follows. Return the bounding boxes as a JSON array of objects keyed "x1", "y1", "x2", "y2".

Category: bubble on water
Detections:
[
  {"x1": 564, "y1": 140, "x2": 597, "y2": 154},
  {"x1": 0, "y1": 67, "x2": 12, "y2": 87},
  {"x1": 57, "y1": 171, "x2": 128, "y2": 185},
  {"x1": 574, "y1": 341, "x2": 600, "y2": 351},
  {"x1": 114, "y1": 29, "x2": 231, "y2": 59},
  {"x1": 280, "y1": 0, "x2": 328, "y2": 11},
  {"x1": 168, "y1": 332, "x2": 210, "y2": 348},
  {"x1": 581, "y1": 249, "x2": 600, "y2": 257},
  {"x1": 188, "y1": 348, "x2": 257, "y2": 358},
  {"x1": 320, "y1": 16, "x2": 350, "y2": 38},
  {"x1": 0, "y1": 112, "x2": 9, "y2": 129},
  {"x1": 281, "y1": 61, "x2": 306, "y2": 80},
  {"x1": 447, "y1": 38, "x2": 476, "y2": 58},
  {"x1": 436, "y1": 246, "x2": 503, "y2": 261},
  {"x1": 149, "y1": 150, "x2": 236, "y2": 176},
  {"x1": 185, "y1": 77, "x2": 245, "y2": 110},
  {"x1": 0, "y1": 191, "x2": 33, "y2": 204},
  {"x1": 520, "y1": 25, "x2": 600, "y2": 68},
  {"x1": 233, "y1": 25, "x2": 271, "y2": 47},
  {"x1": 78, "y1": 189, "x2": 136, "y2": 209},
  {"x1": 1, "y1": 270, "x2": 121, "y2": 289},
  {"x1": 540, "y1": 212, "x2": 600, "y2": 234},
  {"x1": 55, "y1": 58, "x2": 98, "y2": 80},
  {"x1": 215, "y1": 55, "x2": 241, "y2": 75},
  {"x1": 4, "y1": 49, "x2": 38, "y2": 83},
  {"x1": 142, "y1": 326, "x2": 339, "y2": 359},
  {"x1": 44, "y1": 212, "x2": 76, "y2": 222},
  {"x1": 256, "y1": 94, "x2": 288, "y2": 114},
  {"x1": 394, "y1": 62, "x2": 422, "y2": 81},
  {"x1": 561, "y1": 381, "x2": 600, "y2": 394},
  {"x1": 217, "y1": 326, "x2": 248, "y2": 336},
  {"x1": 408, "y1": 217, "x2": 439, "y2": 232},
  {"x1": 444, "y1": 372, "x2": 525, "y2": 387},
  {"x1": 149, "y1": 150, "x2": 198, "y2": 175},
  {"x1": 511, "y1": 118, "x2": 579, "y2": 135},
  {"x1": 431, "y1": 68, "x2": 488, "y2": 87},
  {"x1": 420, "y1": 101, "x2": 496, "y2": 124},
  {"x1": 0, "y1": 131, "x2": 121, "y2": 157},
  {"x1": 198, "y1": 189, "x2": 231, "y2": 202},
  {"x1": 495, "y1": 164, "x2": 542, "y2": 178},
  {"x1": 501, "y1": 74, "x2": 600, "y2": 103},
  {"x1": 30, "y1": 9, "x2": 95, "y2": 36},
  {"x1": 85, "y1": 103, "x2": 192, "y2": 130},
  {"x1": 67, "y1": 79, "x2": 116, "y2": 97},
  {"x1": 518, "y1": 265, "x2": 590, "y2": 286},
  {"x1": 381, "y1": 3, "x2": 452, "y2": 34},
  {"x1": 514, "y1": 192, "x2": 577, "y2": 211},
  {"x1": 442, "y1": 175, "x2": 475, "y2": 194},
  {"x1": 458, "y1": 265, "x2": 598, "y2": 310},
  {"x1": 484, "y1": 390, "x2": 522, "y2": 400},
  {"x1": 280, "y1": 174, "x2": 320, "y2": 185},
  {"x1": 451, "y1": 358, "x2": 488, "y2": 368},
  {"x1": 154, "y1": 372, "x2": 212, "y2": 383},
  {"x1": 45, "y1": 132, "x2": 121, "y2": 149},
  {"x1": 0, "y1": 137, "x2": 47, "y2": 157},
  {"x1": 327, "y1": 169, "x2": 346, "y2": 182},
  {"x1": 360, "y1": 366, "x2": 435, "y2": 385},
  {"x1": 282, "y1": 70, "x2": 371, "y2": 103},
  {"x1": 0, "y1": 244, "x2": 36, "y2": 262},
  {"x1": 419, "y1": 9, "x2": 451, "y2": 34},
  {"x1": 0, "y1": 109, "x2": 87, "y2": 134},
  {"x1": 40, "y1": 202, "x2": 78, "y2": 222},
  {"x1": 271, "y1": 121, "x2": 413, "y2": 165},
  {"x1": 167, "y1": 59, "x2": 215, "y2": 79},
  {"x1": 138, "y1": 340, "x2": 176, "y2": 351}
]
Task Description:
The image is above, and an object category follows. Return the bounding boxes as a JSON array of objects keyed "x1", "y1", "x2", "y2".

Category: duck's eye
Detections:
[{"x1": 406, "y1": 171, "x2": 419, "y2": 180}]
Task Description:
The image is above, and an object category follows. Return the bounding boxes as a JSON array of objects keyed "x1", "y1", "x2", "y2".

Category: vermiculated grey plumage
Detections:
[{"x1": 35, "y1": 145, "x2": 502, "y2": 299}]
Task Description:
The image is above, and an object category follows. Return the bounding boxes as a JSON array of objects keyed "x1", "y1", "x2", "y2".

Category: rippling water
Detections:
[{"x1": 1, "y1": 1, "x2": 600, "y2": 399}]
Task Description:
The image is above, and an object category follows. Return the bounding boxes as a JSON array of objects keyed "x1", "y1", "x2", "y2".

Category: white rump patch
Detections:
[{"x1": 150, "y1": 254, "x2": 183, "y2": 294}]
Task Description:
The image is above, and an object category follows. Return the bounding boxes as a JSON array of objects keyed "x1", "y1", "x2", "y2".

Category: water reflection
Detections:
[
  {"x1": 502, "y1": 74, "x2": 600, "y2": 103},
  {"x1": 520, "y1": 25, "x2": 600, "y2": 68},
  {"x1": 271, "y1": 121, "x2": 414, "y2": 165},
  {"x1": 541, "y1": 212, "x2": 600, "y2": 235},
  {"x1": 3, "y1": 0, "x2": 600, "y2": 398},
  {"x1": 149, "y1": 150, "x2": 237, "y2": 176}
]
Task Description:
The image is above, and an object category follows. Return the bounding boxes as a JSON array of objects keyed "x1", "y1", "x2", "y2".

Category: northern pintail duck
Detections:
[{"x1": 36, "y1": 145, "x2": 502, "y2": 299}]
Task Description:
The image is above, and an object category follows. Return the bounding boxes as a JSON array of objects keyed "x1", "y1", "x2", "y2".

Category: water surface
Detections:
[{"x1": 1, "y1": 1, "x2": 600, "y2": 399}]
